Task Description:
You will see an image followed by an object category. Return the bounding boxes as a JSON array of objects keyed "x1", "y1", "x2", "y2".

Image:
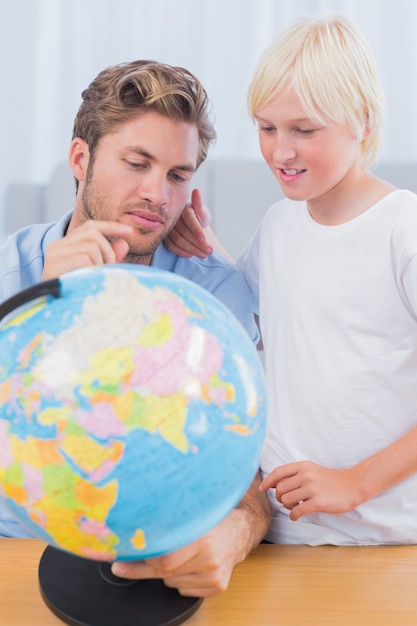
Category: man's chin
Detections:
[{"x1": 122, "y1": 239, "x2": 162, "y2": 265}]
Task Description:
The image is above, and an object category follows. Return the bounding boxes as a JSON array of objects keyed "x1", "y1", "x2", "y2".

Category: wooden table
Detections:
[{"x1": 1, "y1": 539, "x2": 417, "y2": 625}]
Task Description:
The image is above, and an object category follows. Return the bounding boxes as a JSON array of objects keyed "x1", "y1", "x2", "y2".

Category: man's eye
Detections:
[{"x1": 170, "y1": 172, "x2": 187, "y2": 183}]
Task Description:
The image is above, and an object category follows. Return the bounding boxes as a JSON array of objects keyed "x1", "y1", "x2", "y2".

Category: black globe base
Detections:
[{"x1": 38, "y1": 546, "x2": 203, "y2": 626}]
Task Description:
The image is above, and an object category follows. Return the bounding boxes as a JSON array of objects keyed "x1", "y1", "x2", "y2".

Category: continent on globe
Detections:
[{"x1": 0, "y1": 264, "x2": 267, "y2": 562}]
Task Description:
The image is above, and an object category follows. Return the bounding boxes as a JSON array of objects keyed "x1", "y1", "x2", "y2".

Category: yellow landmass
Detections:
[
  {"x1": 3, "y1": 482, "x2": 27, "y2": 505},
  {"x1": 141, "y1": 393, "x2": 189, "y2": 453},
  {"x1": 3, "y1": 300, "x2": 47, "y2": 329},
  {"x1": 81, "y1": 384, "x2": 189, "y2": 454},
  {"x1": 10, "y1": 433, "x2": 69, "y2": 472},
  {"x1": 19, "y1": 334, "x2": 44, "y2": 368},
  {"x1": 113, "y1": 391, "x2": 136, "y2": 422},
  {"x1": 131, "y1": 528, "x2": 146, "y2": 550},
  {"x1": 81, "y1": 346, "x2": 134, "y2": 388},
  {"x1": 20, "y1": 389, "x2": 42, "y2": 409},
  {"x1": 36, "y1": 439, "x2": 64, "y2": 465},
  {"x1": 201, "y1": 378, "x2": 235, "y2": 404},
  {"x1": 75, "y1": 478, "x2": 118, "y2": 521},
  {"x1": 27, "y1": 476, "x2": 119, "y2": 559},
  {"x1": 60, "y1": 433, "x2": 124, "y2": 474},
  {"x1": 38, "y1": 405, "x2": 73, "y2": 427},
  {"x1": 138, "y1": 313, "x2": 173, "y2": 347},
  {"x1": 11, "y1": 434, "x2": 46, "y2": 470},
  {"x1": 225, "y1": 423, "x2": 250, "y2": 435},
  {"x1": 0, "y1": 380, "x2": 11, "y2": 403}
]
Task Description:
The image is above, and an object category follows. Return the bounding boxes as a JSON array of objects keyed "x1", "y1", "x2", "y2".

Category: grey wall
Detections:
[{"x1": 2, "y1": 160, "x2": 416, "y2": 259}]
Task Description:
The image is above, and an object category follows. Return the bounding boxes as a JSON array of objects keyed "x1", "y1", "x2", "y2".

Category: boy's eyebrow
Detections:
[
  {"x1": 254, "y1": 114, "x2": 316, "y2": 125},
  {"x1": 254, "y1": 115, "x2": 270, "y2": 123}
]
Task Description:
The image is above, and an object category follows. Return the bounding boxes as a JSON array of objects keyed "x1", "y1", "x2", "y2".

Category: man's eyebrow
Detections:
[
  {"x1": 177, "y1": 164, "x2": 197, "y2": 173},
  {"x1": 126, "y1": 147, "x2": 196, "y2": 173}
]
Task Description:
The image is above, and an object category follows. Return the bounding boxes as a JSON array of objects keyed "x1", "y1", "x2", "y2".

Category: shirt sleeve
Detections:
[
  {"x1": 236, "y1": 226, "x2": 261, "y2": 317},
  {"x1": 202, "y1": 260, "x2": 260, "y2": 345},
  {"x1": 166, "y1": 248, "x2": 260, "y2": 345}
]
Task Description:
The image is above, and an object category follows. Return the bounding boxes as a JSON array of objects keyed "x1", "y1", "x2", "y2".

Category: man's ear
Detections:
[{"x1": 68, "y1": 138, "x2": 90, "y2": 183}]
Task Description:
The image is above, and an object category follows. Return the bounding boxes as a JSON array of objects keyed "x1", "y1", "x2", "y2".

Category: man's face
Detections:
[{"x1": 78, "y1": 111, "x2": 199, "y2": 264}]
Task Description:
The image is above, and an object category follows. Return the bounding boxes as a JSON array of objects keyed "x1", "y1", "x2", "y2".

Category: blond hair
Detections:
[{"x1": 248, "y1": 13, "x2": 384, "y2": 168}]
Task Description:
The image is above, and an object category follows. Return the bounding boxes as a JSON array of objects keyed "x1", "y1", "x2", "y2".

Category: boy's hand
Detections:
[
  {"x1": 165, "y1": 189, "x2": 213, "y2": 258},
  {"x1": 260, "y1": 461, "x2": 359, "y2": 521}
]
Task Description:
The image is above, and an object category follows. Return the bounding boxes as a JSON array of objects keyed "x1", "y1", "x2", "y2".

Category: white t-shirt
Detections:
[{"x1": 238, "y1": 189, "x2": 417, "y2": 545}]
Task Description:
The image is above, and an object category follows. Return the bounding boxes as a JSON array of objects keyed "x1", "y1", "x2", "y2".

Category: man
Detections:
[{"x1": 0, "y1": 60, "x2": 271, "y2": 596}]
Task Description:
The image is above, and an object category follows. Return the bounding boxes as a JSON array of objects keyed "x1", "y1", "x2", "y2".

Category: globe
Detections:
[{"x1": 0, "y1": 264, "x2": 267, "y2": 563}]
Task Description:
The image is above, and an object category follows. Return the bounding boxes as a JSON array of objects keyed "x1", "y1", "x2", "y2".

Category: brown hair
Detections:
[{"x1": 72, "y1": 59, "x2": 216, "y2": 167}]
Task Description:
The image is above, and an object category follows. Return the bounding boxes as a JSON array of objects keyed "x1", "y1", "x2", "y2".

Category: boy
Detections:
[{"x1": 168, "y1": 13, "x2": 417, "y2": 545}]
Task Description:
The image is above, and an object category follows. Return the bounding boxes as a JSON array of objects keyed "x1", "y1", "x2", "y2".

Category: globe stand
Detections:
[{"x1": 38, "y1": 546, "x2": 203, "y2": 626}]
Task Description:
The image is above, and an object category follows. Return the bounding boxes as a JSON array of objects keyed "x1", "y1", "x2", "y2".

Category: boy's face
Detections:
[
  {"x1": 254, "y1": 86, "x2": 363, "y2": 224},
  {"x1": 72, "y1": 111, "x2": 199, "y2": 264}
]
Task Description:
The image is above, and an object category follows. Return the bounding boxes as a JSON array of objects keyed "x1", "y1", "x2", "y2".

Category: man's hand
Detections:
[
  {"x1": 165, "y1": 189, "x2": 213, "y2": 258},
  {"x1": 260, "y1": 461, "x2": 359, "y2": 521},
  {"x1": 112, "y1": 512, "x2": 247, "y2": 597},
  {"x1": 111, "y1": 474, "x2": 271, "y2": 597},
  {"x1": 42, "y1": 221, "x2": 133, "y2": 280}
]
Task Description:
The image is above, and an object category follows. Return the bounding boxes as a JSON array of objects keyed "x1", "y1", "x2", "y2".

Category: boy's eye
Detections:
[
  {"x1": 259, "y1": 125, "x2": 275, "y2": 133},
  {"x1": 296, "y1": 128, "x2": 316, "y2": 135}
]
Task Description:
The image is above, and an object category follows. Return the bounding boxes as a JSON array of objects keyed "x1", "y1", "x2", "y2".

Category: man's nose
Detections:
[{"x1": 137, "y1": 171, "x2": 169, "y2": 207}]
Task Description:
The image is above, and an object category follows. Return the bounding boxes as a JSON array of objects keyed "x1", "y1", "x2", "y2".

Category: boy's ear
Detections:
[
  {"x1": 68, "y1": 138, "x2": 90, "y2": 183},
  {"x1": 362, "y1": 127, "x2": 371, "y2": 140},
  {"x1": 362, "y1": 112, "x2": 371, "y2": 139}
]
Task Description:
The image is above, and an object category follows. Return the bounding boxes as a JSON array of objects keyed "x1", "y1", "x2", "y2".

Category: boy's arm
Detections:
[
  {"x1": 352, "y1": 421, "x2": 417, "y2": 501},
  {"x1": 261, "y1": 423, "x2": 417, "y2": 521},
  {"x1": 165, "y1": 189, "x2": 233, "y2": 261}
]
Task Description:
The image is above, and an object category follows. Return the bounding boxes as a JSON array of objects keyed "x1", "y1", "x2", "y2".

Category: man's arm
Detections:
[
  {"x1": 111, "y1": 472, "x2": 271, "y2": 597},
  {"x1": 261, "y1": 423, "x2": 417, "y2": 521}
]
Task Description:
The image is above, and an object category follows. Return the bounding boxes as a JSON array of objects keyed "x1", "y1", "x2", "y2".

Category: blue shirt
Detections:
[{"x1": 0, "y1": 212, "x2": 259, "y2": 537}]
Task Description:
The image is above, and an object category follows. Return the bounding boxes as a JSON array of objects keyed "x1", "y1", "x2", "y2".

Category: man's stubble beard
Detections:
[{"x1": 81, "y1": 172, "x2": 176, "y2": 264}]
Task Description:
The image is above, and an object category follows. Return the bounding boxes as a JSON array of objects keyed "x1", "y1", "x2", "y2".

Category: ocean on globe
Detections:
[{"x1": 0, "y1": 264, "x2": 266, "y2": 562}]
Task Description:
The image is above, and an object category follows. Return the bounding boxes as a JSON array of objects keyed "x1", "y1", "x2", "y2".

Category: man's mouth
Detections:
[{"x1": 127, "y1": 210, "x2": 164, "y2": 230}]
